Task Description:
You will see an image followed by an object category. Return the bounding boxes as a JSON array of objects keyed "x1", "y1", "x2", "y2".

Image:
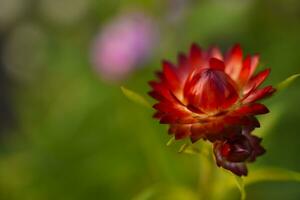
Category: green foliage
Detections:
[
  {"x1": 235, "y1": 176, "x2": 246, "y2": 200},
  {"x1": 276, "y1": 74, "x2": 300, "y2": 91},
  {"x1": 121, "y1": 86, "x2": 151, "y2": 108},
  {"x1": 245, "y1": 167, "x2": 300, "y2": 185},
  {"x1": 221, "y1": 167, "x2": 300, "y2": 200},
  {"x1": 166, "y1": 136, "x2": 175, "y2": 146}
]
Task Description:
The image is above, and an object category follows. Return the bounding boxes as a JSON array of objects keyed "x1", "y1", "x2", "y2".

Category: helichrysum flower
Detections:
[
  {"x1": 213, "y1": 126, "x2": 265, "y2": 176},
  {"x1": 149, "y1": 44, "x2": 275, "y2": 176}
]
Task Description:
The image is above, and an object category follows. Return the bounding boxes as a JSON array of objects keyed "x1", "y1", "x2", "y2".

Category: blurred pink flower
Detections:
[{"x1": 91, "y1": 12, "x2": 157, "y2": 81}]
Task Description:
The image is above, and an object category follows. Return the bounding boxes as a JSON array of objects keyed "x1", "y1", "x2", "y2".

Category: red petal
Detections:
[
  {"x1": 183, "y1": 72, "x2": 202, "y2": 102},
  {"x1": 248, "y1": 116, "x2": 261, "y2": 128},
  {"x1": 189, "y1": 43, "x2": 203, "y2": 68},
  {"x1": 227, "y1": 163, "x2": 248, "y2": 176},
  {"x1": 249, "y1": 54, "x2": 260, "y2": 77},
  {"x1": 153, "y1": 101, "x2": 194, "y2": 122},
  {"x1": 243, "y1": 68, "x2": 271, "y2": 94},
  {"x1": 232, "y1": 103, "x2": 269, "y2": 116},
  {"x1": 225, "y1": 44, "x2": 243, "y2": 80},
  {"x1": 191, "y1": 123, "x2": 206, "y2": 134},
  {"x1": 213, "y1": 141, "x2": 248, "y2": 176},
  {"x1": 208, "y1": 46, "x2": 223, "y2": 60},
  {"x1": 185, "y1": 70, "x2": 239, "y2": 113},
  {"x1": 168, "y1": 124, "x2": 192, "y2": 139},
  {"x1": 148, "y1": 81, "x2": 175, "y2": 102},
  {"x1": 209, "y1": 58, "x2": 225, "y2": 71},
  {"x1": 177, "y1": 116, "x2": 197, "y2": 124},
  {"x1": 162, "y1": 60, "x2": 180, "y2": 91},
  {"x1": 222, "y1": 115, "x2": 245, "y2": 125},
  {"x1": 219, "y1": 116, "x2": 257, "y2": 130},
  {"x1": 177, "y1": 53, "x2": 188, "y2": 67},
  {"x1": 186, "y1": 104, "x2": 204, "y2": 114},
  {"x1": 155, "y1": 71, "x2": 164, "y2": 79},
  {"x1": 160, "y1": 115, "x2": 178, "y2": 124},
  {"x1": 174, "y1": 125, "x2": 191, "y2": 139},
  {"x1": 238, "y1": 55, "x2": 252, "y2": 86},
  {"x1": 159, "y1": 114, "x2": 196, "y2": 124},
  {"x1": 148, "y1": 91, "x2": 164, "y2": 101},
  {"x1": 168, "y1": 125, "x2": 176, "y2": 135},
  {"x1": 191, "y1": 122, "x2": 224, "y2": 142},
  {"x1": 242, "y1": 86, "x2": 276, "y2": 103},
  {"x1": 190, "y1": 124, "x2": 206, "y2": 142},
  {"x1": 153, "y1": 111, "x2": 164, "y2": 119},
  {"x1": 177, "y1": 53, "x2": 190, "y2": 83},
  {"x1": 153, "y1": 102, "x2": 179, "y2": 113}
]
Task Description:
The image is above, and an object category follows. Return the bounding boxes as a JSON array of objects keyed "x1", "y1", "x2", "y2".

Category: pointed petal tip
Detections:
[
  {"x1": 230, "y1": 43, "x2": 243, "y2": 55},
  {"x1": 243, "y1": 86, "x2": 276, "y2": 103},
  {"x1": 209, "y1": 58, "x2": 225, "y2": 71},
  {"x1": 190, "y1": 43, "x2": 202, "y2": 53},
  {"x1": 233, "y1": 43, "x2": 242, "y2": 49},
  {"x1": 177, "y1": 52, "x2": 187, "y2": 60},
  {"x1": 148, "y1": 80, "x2": 157, "y2": 87},
  {"x1": 264, "y1": 68, "x2": 271, "y2": 74},
  {"x1": 147, "y1": 91, "x2": 153, "y2": 97},
  {"x1": 190, "y1": 137, "x2": 199, "y2": 143},
  {"x1": 162, "y1": 59, "x2": 172, "y2": 66},
  {"x1": 175, "y1": 133, "x2": 188, "y2": 140},
  {"x1": 152, "y1": 112, "x2": 162, "y2": 118},
  {"x1": 191, "y1": 42, "x2": 200, "y2": 48}
]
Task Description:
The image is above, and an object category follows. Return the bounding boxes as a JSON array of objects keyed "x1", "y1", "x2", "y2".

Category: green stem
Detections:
[
  {"x1": 235, "y1": 176, "x2": 246, "y2": 200},
  {"x1": 198, "y1": 144, "x2": 216, "y2": 200}
]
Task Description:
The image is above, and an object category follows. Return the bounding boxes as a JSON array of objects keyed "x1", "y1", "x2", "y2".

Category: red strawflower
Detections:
[
  {"x1": 213, "y1": 126, "x2": 265, "y2": 176},
  {"x1": 149, "y1": 43, "x2": 275, "y2": 176}
]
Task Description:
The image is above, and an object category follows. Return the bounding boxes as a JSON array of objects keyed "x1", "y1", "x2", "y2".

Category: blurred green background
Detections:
[{"x1": 0, "y1": 0, "x2": 299, "y2": 199}]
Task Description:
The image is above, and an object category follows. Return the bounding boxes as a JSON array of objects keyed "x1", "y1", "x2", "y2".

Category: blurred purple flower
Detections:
[{"x1": 91, "y1": 12, "x2": 158, "y2": 81}]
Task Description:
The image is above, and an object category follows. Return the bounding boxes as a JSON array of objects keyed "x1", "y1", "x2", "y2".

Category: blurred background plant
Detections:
[{"x1": 0, "y1": 0, "x2": 299, "y2": 199}]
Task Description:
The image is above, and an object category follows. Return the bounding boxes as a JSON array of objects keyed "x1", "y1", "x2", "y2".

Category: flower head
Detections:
[
  {"x1": 213, "y1": 126, "x2": 265, "y2": 176},
  {"x1": 149, "y1": 43, "x2": 275, "y2": 175}
]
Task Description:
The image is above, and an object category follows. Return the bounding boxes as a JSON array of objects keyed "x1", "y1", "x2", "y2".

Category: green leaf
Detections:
[
  {"x1": 121, "y1": 86, "x2": 151, "y2": 108},
  {"x1": 166, "y1": 136, "x2": 175, "y2": 146},
  {"x1": 178, "y1": 143, "x2": 205, "y2": 155},
  {"x1": 245, "y1": 167, "x2": 300, "y2": 185},
  {"x1": 178, "y1": 143, "x2": 190, "y2": 153},
  {"x1": 234, "y1": 176, "x2": 246, "y2": 200},
  {"x1": 276, "y1": 73, "x2": 300, "y2": 91},
  {"x1": 221, "y1": 167, "x2": 300, "y2": 200}
]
